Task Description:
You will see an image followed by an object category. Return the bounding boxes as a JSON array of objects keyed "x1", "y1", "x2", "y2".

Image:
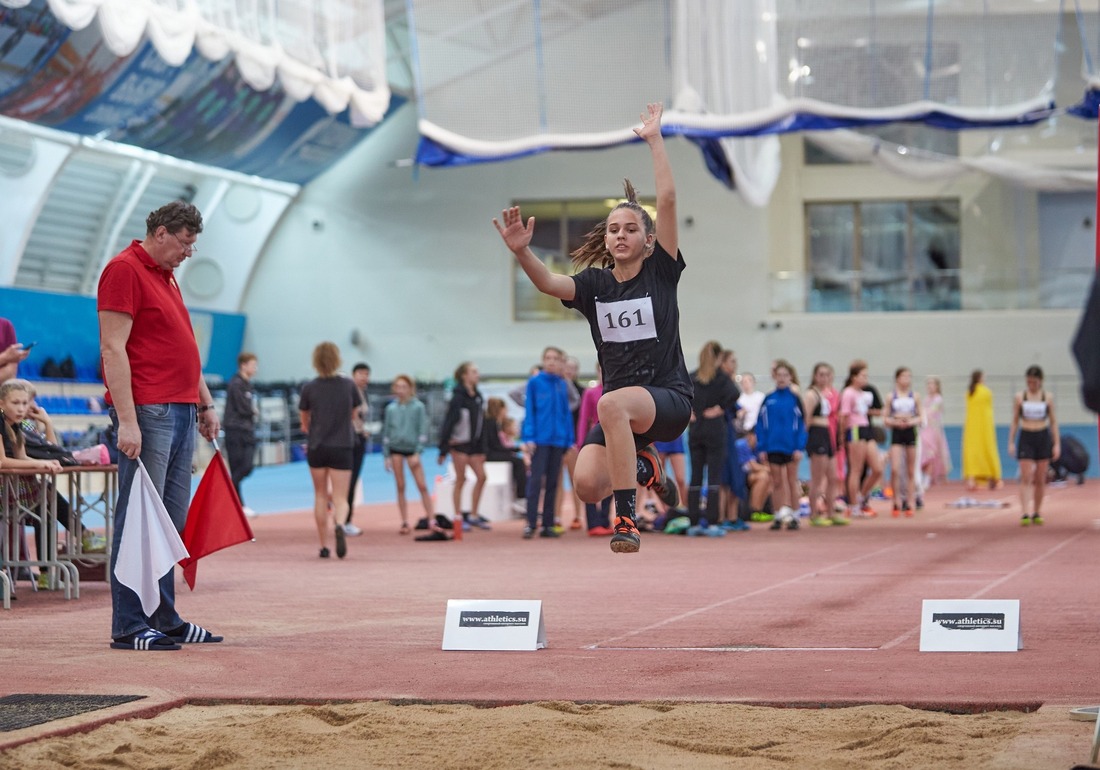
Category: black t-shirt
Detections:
[
  {"x1": 298, "y1": 376, "x2": 363, "y2": 451},
  {"x1": 563, "y1": 242, "x2": 692, "y2": 399}
]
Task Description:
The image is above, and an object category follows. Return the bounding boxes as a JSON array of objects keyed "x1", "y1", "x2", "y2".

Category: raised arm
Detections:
[
  {"x1": 634, "y1": 102, "x2": 677, "y2": 259},
  {"x1": 493, "y1": 207, "x2": 576, "y2": 301}
]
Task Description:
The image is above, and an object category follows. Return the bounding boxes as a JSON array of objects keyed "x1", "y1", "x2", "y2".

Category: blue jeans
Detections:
[
  {"x1": 109, "y1": 404, "x2": 196, "y2": 639},
  {"x1": 525, "y1": 445, "x2": 565, "y2": 531}
]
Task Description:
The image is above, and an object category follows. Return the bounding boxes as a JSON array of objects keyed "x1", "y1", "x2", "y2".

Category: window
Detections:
[
  {"x1": 512, "y1": 197, "x2": 655, "y2": 321},
  {"x1": 806, "y1": 199, "x2": 960, "y2": 312}
]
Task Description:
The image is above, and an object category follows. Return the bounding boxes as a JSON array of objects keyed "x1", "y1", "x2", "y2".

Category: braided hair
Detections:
[{"x1": 570, "y1": 179, "x2": 655, "y2": 270}]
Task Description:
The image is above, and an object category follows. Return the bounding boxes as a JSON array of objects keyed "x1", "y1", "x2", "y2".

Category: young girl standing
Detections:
[
  {"x1": 381, "y1": 375, "x2": 434, "y2": 535},
  {"x1": 803, "y1": 362, "x2": 844, "y2": 526},
  {"x1": 438, "y1": 361, "x2": 488, "y2": 530},
  {"x1": 756, "y1": 360, "x2": 806, "y2": 530},
  {"x1": 1008, "y1": 365, "x2": 1060, "y2": 525},
  {"x1": 494, "y1": 102, "x2": 691, "y2": 554},
  {"x1": 298, "y1": 342, "x2": 362, "y2": 559},
  {"x1": 920, "y1": 376, "x2": 952, "y2": 489},
  {"x1": 885, "y1": 367, "x2": 922, "y2": 517},
  {"x1": 839, "y1": 360, "x2": 881, "y2": 517}
]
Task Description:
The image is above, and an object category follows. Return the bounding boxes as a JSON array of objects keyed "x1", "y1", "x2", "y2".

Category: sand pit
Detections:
[{"x1": 2, "y1": 701, "x2": 1093, "y2": 769}]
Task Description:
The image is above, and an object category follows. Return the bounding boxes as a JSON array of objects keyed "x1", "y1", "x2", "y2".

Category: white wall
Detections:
[{"x1": 242, "y1": 103, "x2": 770, "y2": 384}]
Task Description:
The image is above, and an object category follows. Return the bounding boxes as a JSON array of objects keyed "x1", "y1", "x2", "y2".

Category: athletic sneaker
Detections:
[
  {"x1": 828, "y1": 516, "x2": 849, "y2": 526},
  {"x1": 903, "y1": 508, "x2": 914, "y2": 518},
  {"x1": 637, "y1": 444, "x2": 679, "y2": 509},
  {"x1": 725, "y1": 520, "x2": 751, "y2": 531},
  {"x1": 539, "y1": 529, "x2": 561, "y2": 538},
  {"x1": 610, "y1": 515, "x2": 641, "y2": 553},
  {"x1": 343, "y1": 523, "x2": 363, "y2": 536},
  {"x1": 334, "y1": 525, "x2": 347, "y2": 559},
  {"x1": 750, "y1": 511, "x2": 774, "y2": 522},
  {"x1": 1020, "y1": 514, "x2": 1031, "y2": 527},
  {"x1": 915, "y1": 497, "x2": 924, "y2": 511},
  {"x1": 810, "y1": 517, "x2": 833, "y2": 527},
  {"x1": 1031, "y1": 514, "x2": 1044, "y2": 526},
  {"x1": 522, "y1": 527, "x2": 536, "y2": 539},
  {"x1": 786, "y1": 518, "x2": 800, "y2": 530}
]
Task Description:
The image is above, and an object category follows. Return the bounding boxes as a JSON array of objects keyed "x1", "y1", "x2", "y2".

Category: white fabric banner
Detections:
[{"x1": 113, "y1": 459, "x2": 190, "y2": 617}]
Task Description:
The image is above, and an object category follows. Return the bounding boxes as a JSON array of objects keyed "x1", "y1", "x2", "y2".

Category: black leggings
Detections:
[{"x1": 688, "y1": 423, "x2": 727, "y2": 522}]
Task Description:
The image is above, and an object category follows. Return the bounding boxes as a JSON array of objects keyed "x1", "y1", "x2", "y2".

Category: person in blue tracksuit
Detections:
[
  {"x1": 756, "y1": 360, "x2": 807, "y2": 529},
  {"x1": 520, "y1": 346, "x2": 575, "y2": 538}
]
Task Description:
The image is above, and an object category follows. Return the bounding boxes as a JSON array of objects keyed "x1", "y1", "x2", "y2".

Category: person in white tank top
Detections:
[
  {"x1": 885, "y1": 366, "x2": 922, "y2": 517},
  {"x1": 1008, "y1": 365, "x2": 1060, "y2": 526}
]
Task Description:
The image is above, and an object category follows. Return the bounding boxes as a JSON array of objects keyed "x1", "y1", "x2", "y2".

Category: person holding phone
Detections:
[{"x1": 0, "y1": 317, "x2": 31, "y2": 382}]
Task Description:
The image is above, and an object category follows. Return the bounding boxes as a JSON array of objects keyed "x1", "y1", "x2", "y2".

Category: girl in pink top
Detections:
[{"x1": 839, "y1": 360, "x2": 881, "y2": 517}]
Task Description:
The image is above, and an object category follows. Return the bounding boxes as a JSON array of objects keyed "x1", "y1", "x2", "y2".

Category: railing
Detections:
[{"x1": 769, "y1": 267, "x2": 1096, "y2": 313}]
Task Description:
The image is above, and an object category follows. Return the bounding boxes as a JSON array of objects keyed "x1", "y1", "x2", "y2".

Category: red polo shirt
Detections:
[{"x1": 97, "y1": 240, "x2": 201, "y2": 406}]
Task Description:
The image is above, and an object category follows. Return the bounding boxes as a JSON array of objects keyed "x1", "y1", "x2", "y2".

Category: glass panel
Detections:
[
  {"x1": 911, "y1": 200, "x2": 961, "y2": 310},
  {"x1": 807, "y1": 203, "x2": 855, "y2": 312},
  {"x1": 860, "y1": 201, "x2": 907, "y2": 311}
]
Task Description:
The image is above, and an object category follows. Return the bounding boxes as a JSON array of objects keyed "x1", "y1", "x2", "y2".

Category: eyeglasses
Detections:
[{"x1": 170, "y1": 232, "x2": 198, "y2": 254}]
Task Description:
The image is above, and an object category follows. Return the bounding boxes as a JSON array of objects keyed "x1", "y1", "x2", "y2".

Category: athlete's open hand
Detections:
[
  {"x1": 633, "y1": 102, "x2": 664, "y2": 144},
  {"x1": 493, "y1": 206, "x2": 535, "y2": 254}
]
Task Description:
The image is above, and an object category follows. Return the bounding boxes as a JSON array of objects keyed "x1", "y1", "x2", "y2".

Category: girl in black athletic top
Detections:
[
  {"x1": 494, "y1": 102, "x2": 692, "y2": 554},
  {"x1": 1008, "y1": 365, "x2": 1060, "y2": 526}
]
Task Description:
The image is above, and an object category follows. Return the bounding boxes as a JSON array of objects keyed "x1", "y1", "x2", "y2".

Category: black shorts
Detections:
[
  {"x1": 767, "y1": 452, "x2": 794, "y2": 466},
  {"x1": 448, "y1": 442, "x2": 485, "y2": 457},
  {"x1": 582, "y1": 386, "x2": 692, "y2": 451},
  {"x1": 846, "y1": 426, "x2": 874, "y2": 443},
  {"x1": 307, "y1": 445, "x2": 353, "y2": 470},
  {"x1": 388, "y1": 448, "x2": 417, "y2": 458},
  {"x1": 806, "y1": 425, "x2": 834, "y2": 457},
  {"x1": 1016, "y1": 428, "x2": 1053, "y2": 461},
  {"x1": 891, "y1": 427, "x2": 917, "y2": 446}
]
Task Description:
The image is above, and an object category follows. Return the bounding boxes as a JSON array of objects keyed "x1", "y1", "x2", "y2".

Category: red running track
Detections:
[{"x1": 1, "y1": 479, "x2": 1098, "y2": 747}]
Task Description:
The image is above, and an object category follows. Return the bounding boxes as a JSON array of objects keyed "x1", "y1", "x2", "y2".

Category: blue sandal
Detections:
[{"x1": 110, "y1": 629, "x2": 181, "y2": 651}]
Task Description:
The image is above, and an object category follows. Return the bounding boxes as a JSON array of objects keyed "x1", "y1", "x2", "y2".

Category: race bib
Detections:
[{"x1": 595, "y1": 296, "x2": 657, "y2": 343}]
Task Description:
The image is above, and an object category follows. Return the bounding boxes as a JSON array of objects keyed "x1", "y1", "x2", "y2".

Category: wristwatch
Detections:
[{"x1": 197, "y1": 404, "x2": 216, "y2": 413}]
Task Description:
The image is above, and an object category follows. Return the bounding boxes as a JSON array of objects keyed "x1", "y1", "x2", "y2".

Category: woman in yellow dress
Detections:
[{"x1": 962, "y1": 369, "x2": 1003, "y2": 490}]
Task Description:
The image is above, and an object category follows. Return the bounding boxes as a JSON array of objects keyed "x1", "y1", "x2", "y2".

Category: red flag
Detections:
[{"x1": 180, "y1": 449, "x2": 254, "y2": 590}]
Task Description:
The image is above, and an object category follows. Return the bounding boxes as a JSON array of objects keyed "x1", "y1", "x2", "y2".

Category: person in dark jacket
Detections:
[
  {"x1": 756, "y1": 359, "x2": 807, "y2": 530},
  {"x1": 222, "y1": 352, "x2": 258, "y2": 516},
  {"x1": 438, "y1": 361, "x2": 488, "y2": 528},
  {"x1": 687, "y1": 340, "x2": 739, "y2": 524}
]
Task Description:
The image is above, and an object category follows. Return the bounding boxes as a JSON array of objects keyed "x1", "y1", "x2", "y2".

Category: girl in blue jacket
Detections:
[{"x1": 756, "y1": 360, "x2": 806, "y2": 529}]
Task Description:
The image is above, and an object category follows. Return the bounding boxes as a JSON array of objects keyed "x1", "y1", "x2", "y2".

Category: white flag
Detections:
[{"x1": 113, "y1": 459, "x2": 190, "y2": 616}]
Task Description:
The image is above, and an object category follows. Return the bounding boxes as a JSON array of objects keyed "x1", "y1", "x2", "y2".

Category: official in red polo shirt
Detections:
[{"x1": 98, "y1": 201, "x2": 223, "y2": 651}]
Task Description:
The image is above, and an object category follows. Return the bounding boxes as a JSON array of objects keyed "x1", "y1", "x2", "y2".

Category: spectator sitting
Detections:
[
  {"x1": 485, "y1": 397, "x2": 528, "y2": 515},
  {"x1": 733, "y1": 433, "x2": 772, "y2": 525},
  {"x1": 0, "y1": 379, "x2": 75, "y2": 565}
]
